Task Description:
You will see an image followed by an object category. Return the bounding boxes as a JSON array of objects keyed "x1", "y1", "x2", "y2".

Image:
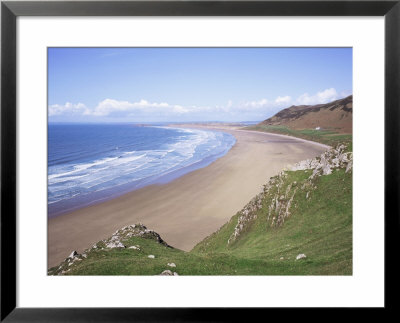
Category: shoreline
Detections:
[
  {"x1": 173, "y1": 124, "x2": 331, "y2": 150},
  {"x1": 48, "y1": 125, "x2": 328, "y2": 268},
  {"x1": 48, "y1": 126, "x2": 236, "y2": 218},
  {"x1": 237, "y1": 129, "x2": 331, "y2": 149}
]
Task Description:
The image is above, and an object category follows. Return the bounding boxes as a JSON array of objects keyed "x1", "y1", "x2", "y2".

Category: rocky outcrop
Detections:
[
  {"x1": 227, "y1": 192, "x2": 264, "y2": 244},
  {"x1": 291, "y1": 144, "x2": 353, "y2": 177},
  {"x1": 268, "y1": 173, "x2": 298, "y2": 227},
  {"x1": 98, "y1": 223, "x2": 172, "y2": 250},
  {"x1": 227, "y1": 144, "x2": 352, "y2": 245},
  {"x1": 48, "y1": 223, "x2": 171, "y2": 275}
]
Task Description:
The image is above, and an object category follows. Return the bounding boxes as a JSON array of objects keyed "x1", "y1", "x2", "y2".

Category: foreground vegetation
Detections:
[{"x1": 49, "y1": 139, "x2": 352, "y2": 276}]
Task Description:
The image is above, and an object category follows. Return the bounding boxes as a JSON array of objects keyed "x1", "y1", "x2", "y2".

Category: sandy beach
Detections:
[{"x1": 48, "y1": 126, "x2": 328, "y2": 268}]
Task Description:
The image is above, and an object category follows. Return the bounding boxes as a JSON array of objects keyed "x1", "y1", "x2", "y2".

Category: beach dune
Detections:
[{"x1": 48, "y1": 127, "x2": 328, "y2": 268}]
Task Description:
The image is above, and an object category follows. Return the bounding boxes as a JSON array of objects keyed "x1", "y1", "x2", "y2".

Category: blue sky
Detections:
[{"x1": 48, "y1": 48, "x2": 352, "y2": 122}]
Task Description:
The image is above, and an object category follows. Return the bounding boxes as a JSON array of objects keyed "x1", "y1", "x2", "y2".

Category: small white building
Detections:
[{"x1": 315, "y1": 127, "x2": 321, "y2": 130}]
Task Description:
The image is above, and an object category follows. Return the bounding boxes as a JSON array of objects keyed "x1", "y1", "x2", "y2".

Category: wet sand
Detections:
[{"x1": 48, "y1": 126, "x2": 328, "y2": 268}]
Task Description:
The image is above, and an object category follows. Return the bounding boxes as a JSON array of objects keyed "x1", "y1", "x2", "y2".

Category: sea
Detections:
[{"x1": 48, "y1": 124, "x2": 236, "y2": 217}]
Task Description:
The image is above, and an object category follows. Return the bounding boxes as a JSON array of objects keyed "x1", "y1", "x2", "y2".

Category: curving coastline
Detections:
[
  {"x1": 48, "y1": 125, "x2": 327, "y2": 268},
  {"x1": 48, "y1": 125, "x2": 236, "y2": 217}
]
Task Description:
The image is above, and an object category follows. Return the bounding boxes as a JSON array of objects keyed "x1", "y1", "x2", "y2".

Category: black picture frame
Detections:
[{"x1": 1, "y1": 0, "x2": 399, "y2": 321}]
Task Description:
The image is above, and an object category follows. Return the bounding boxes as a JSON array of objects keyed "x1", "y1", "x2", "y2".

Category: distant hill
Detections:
[{"x1": 259, "y1": 95, "x2": 352, "y2": 133}]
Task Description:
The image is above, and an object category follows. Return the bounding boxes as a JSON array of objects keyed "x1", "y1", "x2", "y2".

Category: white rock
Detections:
[
  {"x1": 296, "y1": 253, "x2": 307, "y2": 260},
  {"x1": 106, "y1": 242, "x2": 125, "y2": 249},
  {"x1": 311, "y1": 168, "x2": 320, "y2": 178},
  {"x1": 322, "y1": 164, "x2": 332, "y2": 175},
  {"x1": 167, "y1": 263, "x2": 176, "y2": 267},
  {"x1": 345, "y1": 160, "x2": 353, "y2": 173},
  {"x1": 280, "y1": 257, "x2": 284, "y2": 260},
  {"x1": 160, "y1": 270, "x2": 173, "y2": 275},
  {"x1": 68, "y1": 251, "x2": 78, "y2": 258},
  {"x1": 148, "y1": 255, "x2": 155, "y2": 259},
  {"x1": 129, "y1": 245, "x2": 140, "y2": 250},
  {"x1": 160, "y1": 270, "x2": 178, "y2": 276}
]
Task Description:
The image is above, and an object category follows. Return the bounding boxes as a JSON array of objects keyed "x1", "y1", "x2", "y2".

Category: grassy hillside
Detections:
[
  {"x1": 246, "y1": 96, "x2": 353, "y2": 149},
  {"x1": 257, "y1": 95, "x2": 353, "y2": 134},
  {"x1": 49, "y1": 143, "x2": 352, "y2": 276}
]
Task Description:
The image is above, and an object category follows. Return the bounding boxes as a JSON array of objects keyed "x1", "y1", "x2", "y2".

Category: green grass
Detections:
[
  {"x1": 193, "y1": 168, "x2": 352, "y2": 275},
  {"x1": 50, "y1": 154, "x2": 352, "y2": 276},
  {"x1": 245, "y1": 124, "x2": 352, "y2": 150}
]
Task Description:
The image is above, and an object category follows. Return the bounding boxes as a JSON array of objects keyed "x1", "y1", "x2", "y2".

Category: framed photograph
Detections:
[{"x1": 1, "y1": 0, "x2": 398, "y2": 320}]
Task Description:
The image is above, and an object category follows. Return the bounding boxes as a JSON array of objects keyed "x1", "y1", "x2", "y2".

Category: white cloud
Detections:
[
  {"x1": 48, "y1": 102, "x2": 88, "y2": 116},
  {"x1": 89, "y1": 99, "x2": 189, "y2": 117},
  {"x1": 231, "y1": 96, "x2": 292, "y2": 114},
  {"x1": 242, "y1": 98, "x2": 269, "y2": 109},
  {"x1": 275, "y1": 96, "x2": 291, "y2": 104},
  {"x1": 296, "y1": 88, "x2": 339, "y2": 105},
  {"x1": 48, "y1": 97, "x2": 291, "y2": 121},
  {"x1": 49, "y1": 88, "x2": 350, "y2": 121}
]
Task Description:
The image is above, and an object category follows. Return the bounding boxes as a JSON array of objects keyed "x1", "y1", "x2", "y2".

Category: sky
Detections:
[{"x1": 48, "y1": 48, "x2": 352, "y2": 123}]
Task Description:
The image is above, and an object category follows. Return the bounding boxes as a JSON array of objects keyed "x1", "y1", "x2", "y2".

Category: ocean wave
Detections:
[{"x1": 48, "y1": 126, "x2": 235, "y2": 211}]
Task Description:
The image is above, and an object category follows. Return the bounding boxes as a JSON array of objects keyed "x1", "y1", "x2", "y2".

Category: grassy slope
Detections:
[
  {"x1": 50, "y1": 136, "x2": 352, "y2": 276},
  {"x1": 194, "y1": 168, "x2": 352, "y2": 275}
]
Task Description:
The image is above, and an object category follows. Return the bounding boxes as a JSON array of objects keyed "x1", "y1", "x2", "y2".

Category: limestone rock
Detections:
[
  {"x1": 227, "y1": 192, "x2": 263, "y2": 244},
  {"x1": 159, "y1": 270, "x2": 178, "y2": 276},
  {"x1": 322, "y1": 164, "x2": 332, "y2": 175},
  {"x1": 296, "y1": 253, "x2": 307, "y2": 260},
  {"x1": 105, "y1": 241, "x2": 125, "y2": 249},
  {"x1": 345, "y1": 159, "x2": 353, "y2": 173},
  {"x1": 68, "y1": 251, "x2": 78, "y2": 258},
  {"x1": 49, "y1": 223, "x2": 173, "y2": 276},
  {"x1": 160, "y1": 270, "x2": 173, "y2": 275},
  {"x1": 291, "y1": 144, "x2": 352, "y2": 178}
]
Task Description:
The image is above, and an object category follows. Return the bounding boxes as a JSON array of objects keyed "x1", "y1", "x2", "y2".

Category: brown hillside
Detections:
[{"x1": 260, "y1": 95, "x2": 352, "y2": 133}]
